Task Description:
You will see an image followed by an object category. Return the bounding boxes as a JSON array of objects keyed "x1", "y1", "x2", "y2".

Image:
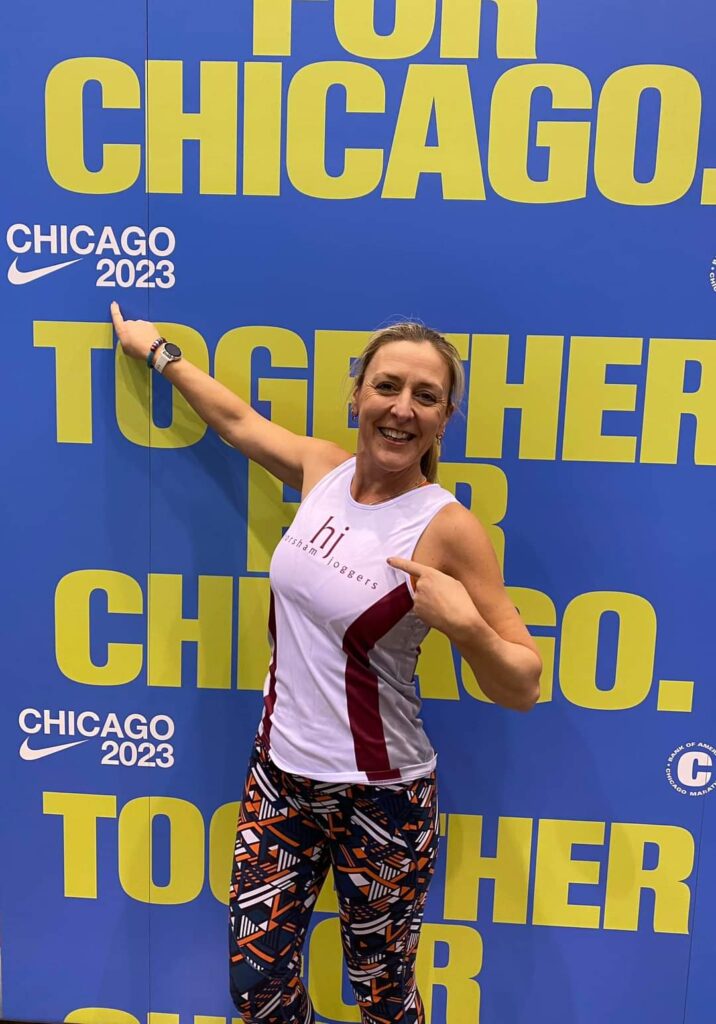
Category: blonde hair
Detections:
[{"x1": 352, "y1": 322, "x2": 465, "y2": 483}]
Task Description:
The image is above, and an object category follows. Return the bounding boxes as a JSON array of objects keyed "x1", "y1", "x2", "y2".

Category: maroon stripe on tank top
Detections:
[
  {"x1": 342, "y1": 582, "x2": 414, "y2": 781},
  {"x1": 260, "y1": 589, "x2": 278, "y2": 748}
]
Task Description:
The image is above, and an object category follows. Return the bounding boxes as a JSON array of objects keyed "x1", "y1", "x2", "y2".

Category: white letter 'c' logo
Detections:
[{"x1": 677, "y1": 751, "x2": 713, "y2": 788}]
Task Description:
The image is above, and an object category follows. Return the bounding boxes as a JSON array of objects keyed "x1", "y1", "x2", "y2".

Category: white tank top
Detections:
[{"x1": 257, "y1": 456, "x2": 457, "y2": 784}]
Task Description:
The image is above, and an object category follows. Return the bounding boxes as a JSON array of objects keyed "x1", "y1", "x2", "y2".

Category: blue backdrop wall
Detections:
[{"x1": 1, "y1": 2, "x2": 715, "y2": 1022}]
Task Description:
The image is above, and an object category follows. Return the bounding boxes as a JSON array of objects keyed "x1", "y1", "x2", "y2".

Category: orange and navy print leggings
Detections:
[{"x1": 229, "y1": 737, "x2": 439, "y2": 1024}]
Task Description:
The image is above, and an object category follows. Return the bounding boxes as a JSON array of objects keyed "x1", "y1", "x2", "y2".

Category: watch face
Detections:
[{"x1": 164, "y1": 342, "x2": 182, "y2": 358}]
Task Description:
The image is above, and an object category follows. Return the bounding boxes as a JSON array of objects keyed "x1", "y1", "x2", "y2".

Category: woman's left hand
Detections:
[{"x1": 387, "y1": 555, "x2": 487, "y2": 644}]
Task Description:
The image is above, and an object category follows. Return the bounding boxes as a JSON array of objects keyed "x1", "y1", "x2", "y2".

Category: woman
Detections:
[{"x1": 110, "y1": 304, "x2": 541, "y2": 1024}]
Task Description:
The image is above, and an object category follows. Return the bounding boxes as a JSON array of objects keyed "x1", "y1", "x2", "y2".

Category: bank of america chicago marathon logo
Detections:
[
  {"x1": 6, "y1": 222, "x2": 176, "y2": 289},
  {"x1": 666, "y1": 742, "x2": 716, "y2": 796},
  {"x1": 18, "y1": 707, "x2": 175, "y2": 768}
]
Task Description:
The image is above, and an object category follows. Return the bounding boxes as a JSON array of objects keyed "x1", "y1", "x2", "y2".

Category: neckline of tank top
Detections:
[{"x1": 347, "y1": 473, "x2": 434, "y2": 509}]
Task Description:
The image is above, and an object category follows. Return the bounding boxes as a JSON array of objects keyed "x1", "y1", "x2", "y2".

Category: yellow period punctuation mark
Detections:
[
  {"x1": 657, "y1": 679, "x2": 695, "y2": 713},
  {"x1": 700, "y1": 168, "x2": 716, "y2": 204}
]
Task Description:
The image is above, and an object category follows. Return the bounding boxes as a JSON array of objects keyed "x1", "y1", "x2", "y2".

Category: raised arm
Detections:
[{"x1": 110, "y1": 303, "x2": 347, "y2": 493}]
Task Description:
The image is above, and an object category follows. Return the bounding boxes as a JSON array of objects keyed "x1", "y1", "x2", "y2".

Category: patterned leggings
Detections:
[{"x1": 229, "y1": 737, "x2": 439, "y2": 1024}]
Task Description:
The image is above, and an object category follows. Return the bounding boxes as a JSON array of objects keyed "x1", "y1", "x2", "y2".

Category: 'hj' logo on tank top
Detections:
[
  {"x1": 281, "y1": 515, "x2": 380, "y2": 591},
  {"x1": 309, "y1": 515, "x2": 350, "y2": 560}
]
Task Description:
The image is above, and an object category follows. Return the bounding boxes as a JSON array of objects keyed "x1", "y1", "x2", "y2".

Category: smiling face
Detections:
[{"x1": 352, "y1": 339, "x2": 452, "y2": 478}]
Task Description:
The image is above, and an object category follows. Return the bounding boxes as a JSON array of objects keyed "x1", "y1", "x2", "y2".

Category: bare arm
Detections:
[
  {"x1": 393, "y1": 503, "x2": 542, "y2": 711},
  {"x1": 110, "y1": 303, "x2": 347, "y2": 492}
]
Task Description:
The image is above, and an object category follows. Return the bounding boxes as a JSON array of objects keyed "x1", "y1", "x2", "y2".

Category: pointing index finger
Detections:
[
  {"x1": 387, "y1": 556, "x2": 427, "y2": 577},
  {"x1": 110, "y1": 301, "x2": 124, "y2": 329}
]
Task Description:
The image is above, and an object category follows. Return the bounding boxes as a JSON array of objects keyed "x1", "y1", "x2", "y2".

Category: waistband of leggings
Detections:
[{"x1": 251, "y1": 733, "x2": 435, "y2": 795}]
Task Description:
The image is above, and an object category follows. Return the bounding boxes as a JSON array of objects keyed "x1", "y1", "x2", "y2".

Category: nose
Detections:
[{"x1": 391, "y1": 386, "x2": 414, "y2": 419}]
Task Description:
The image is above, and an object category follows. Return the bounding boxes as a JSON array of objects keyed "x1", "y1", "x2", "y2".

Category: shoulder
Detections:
[{"x1": 414, "y1": 500, "x2": 501, "y2": 580}]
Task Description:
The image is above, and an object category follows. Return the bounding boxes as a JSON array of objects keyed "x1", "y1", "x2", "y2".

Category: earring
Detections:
[{"x1": 436, "y1": 432, "x2": 444, "y2": 444}]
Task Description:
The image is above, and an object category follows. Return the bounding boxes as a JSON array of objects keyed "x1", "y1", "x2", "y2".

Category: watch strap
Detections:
[{"x1": 153, "y1": 342, "x2": 182, "y2": 375}]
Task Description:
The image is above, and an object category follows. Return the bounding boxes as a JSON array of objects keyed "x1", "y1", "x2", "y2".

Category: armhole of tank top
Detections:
[
  {"x1": 301, "y1": 453, "x2": 354, "y2": 506},
  {"x1": 406, "y1": 493, "x2": 460, "y2": 597}
]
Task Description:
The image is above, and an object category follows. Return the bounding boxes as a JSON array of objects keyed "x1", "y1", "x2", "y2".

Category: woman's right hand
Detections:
[{"x1": 110, "y1": 301, "x2": 162, "y2": 361}]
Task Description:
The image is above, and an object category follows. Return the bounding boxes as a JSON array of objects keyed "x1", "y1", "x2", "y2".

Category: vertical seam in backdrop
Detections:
[
  {"x1": 145, "y1": 0, "x2": 153, "y2": 1015},
  {"x1": 681, "y1": 799, "x2": 707, "y2": 1024}
]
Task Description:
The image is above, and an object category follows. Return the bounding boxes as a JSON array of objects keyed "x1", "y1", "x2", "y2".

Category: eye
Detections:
[
  {"x1": 375, "y1": 380, "x2": 398, "y2": 393},
  {"x1": 416, "y1": 391, "x2": 438, "y2": 405}
]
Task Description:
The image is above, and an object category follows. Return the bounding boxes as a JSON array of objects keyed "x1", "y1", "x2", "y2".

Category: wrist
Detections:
[{"x1": 146, "y1": 336, "x2": 165, "y2": 367}]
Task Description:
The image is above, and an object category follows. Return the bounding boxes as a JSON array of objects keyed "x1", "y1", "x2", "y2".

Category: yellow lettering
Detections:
[
  {"x1": 700, "y1": 168, "x2": 716, "y2": 204},
  {"x1": 116, "y1": 323, "x2": 208, "y2": 448},
  {"x1": 334, "y1": 0, "x2": 435, "y2": 59},
  {"x1": 67, "y1": 1008, "x2": 232, "y2": 1024},
  {"x1": 209, "y1": 801, "x2": 240, "y2": 903},
  {"x1": 243, "y1": 63, "x2": 283, "y2": 196},
  {"x1": 146, "y1": 61, "x2": 238, "y2": 194},
  {"x1": 444, "y1": 814, "x2": 532, "y2": 923},
  {"x1": 441, "y1": 0, "x2": 539, "y2": 59},
  {"x1": 216, "y1": 329, "x2": 307, "y2": 577},
  {"x1": 595, "y1": 65, "x2": 701, "y2": 206},
  {"x1": 43, "y1": 792, "x2": 117, "y2": 899},
  {"x1": 605, "y1": 823, "x2": 694, "y2": 933},
  {"x1": 248, "y1": 464, "x2": 300, "y2": 572},
  {"x1": 311, "y1": 914, "x2": 483, "y2": 1022},
  {"x1": 507, "y1": 587, "x2": 556, "y2": 703},
  {"x1": 384, "y1": 65, "x2": 485, "y2": 200},
  {"x1": 252, "y1": 0, "x2": 293, "y2": 56},
  {"x1": 238, "y1": 576, "x2": 271, "y2": 690},
  {"x1": 34, "y1": 321, "x2": 113, "y2": 443},
  {"x1": 46, "y1": 58, "x2": 140, "y2": 194},
  {"x1": 416, "y1": 628, "x2": 460, "y2": 701},
  {"x1": 313, "y1": 329, "x2": 367, "y2": 447},
  {"x1": 215, "y1": 325, "x2": 308, "y2": 439},
  {"x1": 490, "y1": 64, "x2": 591, "y2": 202},
  {"x1": 217, "y1": 327, "x2": 308, "y2": 565},
  {"x1": 466, "y1": 334, "x2": 563, "y2": 459},
  {"x1": 147, "y1": 574, "x2": 233, "y2": 688},
  {"x1": 286, "y1": 61, "x2": 384, "y2": 199},
  {"x1": 562, "y1": 336, "x2": 642, "y2": 462},
  {"x1": 55, "y1": 570, "x2": 143, "y2": 686},
  {"x1": 65, "y1": 1010, "x2": 139, "y2": 1024},
  {"x1": 416, "y1": 923, "x2": 483, "y2": 1024},
  {"x1": 560, "y1": 591, "x2": 656, "y2": 710},
  {"x1": 642, "y1": 339, "x2": 716, "y2": 465},
  {"x1": 118, "y1": 796, "x2": 205, "y2": 904},
  {"x1": 533, "y1": 819, "x2": 604, "y2": 928},
  {"x1": 315, "y1": 877, "x2": 340, "y2": 914},
  {"x1": 439, "y1": 461, "x2": 508, "y2": 574}
]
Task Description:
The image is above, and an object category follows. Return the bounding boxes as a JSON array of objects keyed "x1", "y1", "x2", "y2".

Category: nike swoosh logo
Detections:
[
  {"x1": 19, "y1": 737, "x2": 89, "y2": 761},
  {"x1": 7, "y1": 256, "x2": 82, "y2": 285}
]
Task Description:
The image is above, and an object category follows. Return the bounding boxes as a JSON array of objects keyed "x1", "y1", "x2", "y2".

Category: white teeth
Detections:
[{"x1": 380, "y1": 428, "x2": 412, "y2": 440}]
